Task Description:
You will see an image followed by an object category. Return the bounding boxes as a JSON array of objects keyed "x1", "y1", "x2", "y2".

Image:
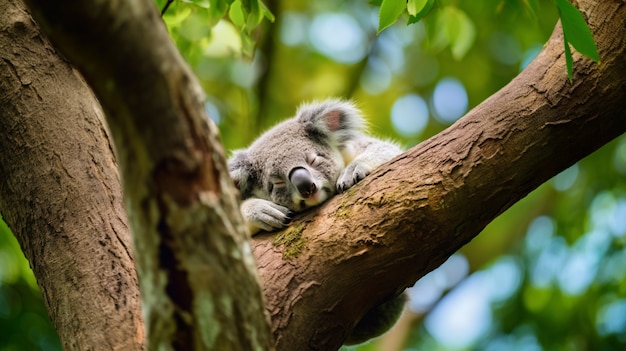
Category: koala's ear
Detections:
[
  {"x1": 227, "y1": 150, "x2": 254, "y2": 196},
  {"x1": 296, "y1": 99, "x2": 365, "y2": 147}
]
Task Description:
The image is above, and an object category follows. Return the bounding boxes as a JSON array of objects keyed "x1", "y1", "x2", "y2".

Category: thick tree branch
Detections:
[
  {"x1": 251, "y1": 0, "x2": 626, "y2": 349},
  {"x1": 0, "y1": 1, "x2": 143, "y2": 349},
  {"x1": 21, "y1": 0, "x2": 274, "y2": 349}
]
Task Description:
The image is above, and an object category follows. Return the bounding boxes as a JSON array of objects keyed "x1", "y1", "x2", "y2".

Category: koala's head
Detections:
[{"x1": 228, "y1": 99, "x2": 364, "y2": 212}]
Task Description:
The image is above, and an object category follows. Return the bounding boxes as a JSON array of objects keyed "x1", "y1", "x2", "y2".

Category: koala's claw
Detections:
[
  {"x1": 241, "y1": 198, "x2": 293, "y2": 234},
  {"x1": 283, "y1": 211, "x2": 294, "y2": 225},
  {"x1": 336, "y1": 162, "x2": 371, "y2": 193}
]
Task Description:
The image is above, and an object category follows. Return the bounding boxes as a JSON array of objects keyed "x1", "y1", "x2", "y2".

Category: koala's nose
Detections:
[{"x1": 289, "y1": 167, "x2": 317, "y2": 198}]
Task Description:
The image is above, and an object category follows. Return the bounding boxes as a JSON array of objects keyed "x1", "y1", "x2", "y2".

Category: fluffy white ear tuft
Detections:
[
  {"x1": 227, "y1": 150, "x2": 253, "y2": 194},
  {"x1": 296, "y1": 99, "x2": 365, "y2": 149}
]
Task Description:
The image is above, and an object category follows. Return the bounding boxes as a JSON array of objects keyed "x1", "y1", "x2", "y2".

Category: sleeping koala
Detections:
[
  {"x1": 228, "y1": 99, "x2": 405, "y2": 345},
  {"x1": 228, "y1": 99, "x2": 402, "y2": 235}
]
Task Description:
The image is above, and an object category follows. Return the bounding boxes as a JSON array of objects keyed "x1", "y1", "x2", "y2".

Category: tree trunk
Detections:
[
  {"x1": 20, "y1": 0, "x2": 275, "y2": 350},
  {"x1": 251, "y1": 1, "x2": 626, "y2": 349},
  {"x1": 0, "y1": 1, "x2": 144, "y2": 350}
]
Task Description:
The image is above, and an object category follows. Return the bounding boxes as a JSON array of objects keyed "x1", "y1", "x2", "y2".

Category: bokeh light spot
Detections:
[
  {"x1": 432, "y1": 77, "x2": 468, "y2": 123},
  {"x1": 390, "y1": 94, "x2": 429, "y2": 137},
  {"x1": 553, "y1": 163, "x2": 579, "y2": 191},
  {"x1": 360, "y1": 57, "x2": 392, "y2": 95},
  {"x1": 488, "y1": 32, "x2": 522, "y2": 65},
  {"x1": 309, "y1": 13, "x2": 367, "y2": 64},
  {"x1": 280, "y1": 12, "x2": 308, "y2": 46}
]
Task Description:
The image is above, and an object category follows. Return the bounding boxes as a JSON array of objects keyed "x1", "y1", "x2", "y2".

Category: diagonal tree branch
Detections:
[{"x1": 251, "y1": 0, "x2": 626, "y2": 349}]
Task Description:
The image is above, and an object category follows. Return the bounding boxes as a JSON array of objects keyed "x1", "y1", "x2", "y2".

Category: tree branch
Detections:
[
  {"x1": 21, "y1": 0, "x2": 274, "y2": 349},
  {"x1": 0, "y1": 1, "x2": 143, "y2": 349},
  {"x1": 251, "y1": 0, "x2": 626, "y2": 349}
]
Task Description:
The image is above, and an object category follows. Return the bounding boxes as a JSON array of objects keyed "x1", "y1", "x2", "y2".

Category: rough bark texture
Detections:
[
  {"x1": 21, "y1": 0, "x2": 274, "y2": 350},
  {"x1": 2, "y1": 0, "x2": 625, "y2": 350},
  {"x1": 0, "y1": 1, "x2": 144, "y2": 350},
  {"x1": 251, "y1": 1, "x2": 626, "y2": 349}
]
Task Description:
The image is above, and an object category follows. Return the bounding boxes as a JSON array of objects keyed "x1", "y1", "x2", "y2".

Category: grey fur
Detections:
[
  {"x1": 228, "y1": 99, "x2": 406, "y2": 345},
  {"x1": 228, "y1": 99, "x2": 402, "y2": 234}
]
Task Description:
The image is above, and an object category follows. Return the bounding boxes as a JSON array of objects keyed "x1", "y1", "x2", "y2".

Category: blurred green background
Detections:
[{"x1": 2, "y1": 0, "x2": 626, "y2": 350}]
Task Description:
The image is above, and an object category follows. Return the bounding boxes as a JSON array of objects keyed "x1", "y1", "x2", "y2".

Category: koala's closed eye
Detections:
[
  {"x1": 269, "y1": 176, "x2": 286, "y2": 193},
  {"x1": 307, "y1": 153, "x2": 322, "y2": 167}
]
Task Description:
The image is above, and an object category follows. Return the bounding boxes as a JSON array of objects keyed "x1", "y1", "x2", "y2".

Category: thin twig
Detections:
[{"x1": 161, "y1": 0, "x2": 174, "y2": 16}]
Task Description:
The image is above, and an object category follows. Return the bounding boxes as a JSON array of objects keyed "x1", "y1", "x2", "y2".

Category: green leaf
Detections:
[
  {"x1": 423, "y1": 6, "x2": 475, "y2": 59},
  {"x1": 523, "y1": 0, "x2": 540, "y2": 17},
  {"x1": 189, "y1": 0, "x2": 211, "y2": 9},
  {"x1": 208, "y1": 0, "x2": 228, "y2": 21},
  {"x1": 407, "y1": 0, "x2": 434, "y2": 24},
  {"x1": 260, "y1": 1, "x2": 275, "y2": 23},
  {"x1": 407, "y1": 0, "x2": 427, "y2": 16},
  {"x1": 240, "y1": 31, "x2": 256, "y2": 57},
  {"x1": 163, "y1": 6, "x2": 192, "y2": 28},
  {"x1": 246, "y1": 0, "x2": 275, "y2": 28},
  {"x1": 228, "y1": 0, "x2": 246, "y2": 31},
  {"x1": 518, "y1": 0, "x2": 540, "y2": 21},
  {"x1": 563, "y1": 32, "x2": 574, "y2": 81},
  {"x1": 378, "y1": 0, "x2": 406, "y2": 34},
  {"x1": 424, "y1": 9, "x2": 449, "y2": 52},
  {"x1": 443, "y1": 7, "x2": 475, "y2": 60},
  {"x1": 241, "y1": 0, "x2": 251, "y2": 14},
  {"x1": 555, "y1": 0, "x2": 600, "y2": 62},
  {"x1": 177, "y1": 10, "x2": 212, "y2": 41},
  {"x1": 202, "y1": 20, "x2": 243, "y2": 57},
  {"x1": 246, "y1": 0, "x2": 261, "y2": 30}
]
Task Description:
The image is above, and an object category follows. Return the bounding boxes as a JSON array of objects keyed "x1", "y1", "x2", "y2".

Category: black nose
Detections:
[{"x1": 289, "y1": 168, "x2": 317, "y2": 198}]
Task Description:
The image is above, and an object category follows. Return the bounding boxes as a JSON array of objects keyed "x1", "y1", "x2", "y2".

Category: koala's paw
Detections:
[
  {"x1": 241, "y1": 198, "x2": 294, "y2": 235},
  {"x1": 336, "y1": 162, "x2": 371, "y2": 193}
]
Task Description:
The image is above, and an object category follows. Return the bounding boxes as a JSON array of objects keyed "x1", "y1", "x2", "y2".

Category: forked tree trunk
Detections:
[
  {"x1": 0, "y1": 0, "x2": 624, "y2": 350},
  {"x1": 18, "y1": 0, "x2": 275, "y2": 350},
  {"x1": 0, "y1": 1, "x2": 144, "y2": 349}
]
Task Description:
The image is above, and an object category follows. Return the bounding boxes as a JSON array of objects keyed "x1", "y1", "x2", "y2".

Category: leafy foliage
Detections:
[
  {"x1": 555, "y1": 0, "x2": 600, "y2": 79},
  {"x1": 375, "y1": 0, "x2": 598, "y2": 71},
  {"x1": 155, "y1": 0, "x2": 274, "y2": 57},
  {"x1": 378, "y1": 0, "x2": 407, "y2": 33},
  {"x1": 425, "y1": 5, "x2": 475, "y2": 60},
  {"x1": 377, "y1": 0, "x2": 477, "y2": 59}
]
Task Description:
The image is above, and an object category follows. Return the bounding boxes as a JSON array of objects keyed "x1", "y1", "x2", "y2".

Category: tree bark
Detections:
[
  {"x1": 251, "y1": 0, "x2": 626, "y2": 349},
  {"x1": 20, "y1": 0, "x2": 275, "y2": 350},
  {"x1": 0, "y1": 1, "x2": 144, "y2": 350},
  {"x1": 2, "y1": 0, "x2": 625, "y2": 351}
]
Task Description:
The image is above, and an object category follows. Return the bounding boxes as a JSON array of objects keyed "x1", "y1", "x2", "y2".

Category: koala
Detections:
[
  {"x1": 228, "y1": 99, "x2": 402, "y2": 235},
  {"x1": 229, "y1": 99, "x2": 405, "y2": 344}
]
